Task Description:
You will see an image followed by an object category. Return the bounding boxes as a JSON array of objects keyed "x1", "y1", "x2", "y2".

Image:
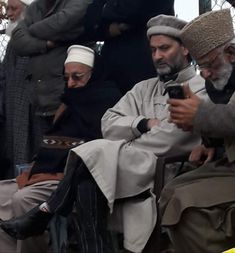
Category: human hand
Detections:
[
  {"x1": 46, "y1": 40, "x2": 56, "y2": 49},
  {"x1": 189, "y1": 144, "x2": 215, "y2": 165},
  {"x1": 147, "y1": 118, "x2": 160, "y2": 130},
  {"x1": 168, "y1": 84, "x2": 201, "y2": 131},
  {"x1": 108, "y1": 22, "x2": 131, "y2": 37}
]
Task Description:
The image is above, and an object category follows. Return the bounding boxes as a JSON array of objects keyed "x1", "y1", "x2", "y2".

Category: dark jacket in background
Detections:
[
  {"x1": 0, "y1": 41, "x2": 34, "y2": 179},
  {"x1": 6, "y1": 0, "x2": 94, "y2": 177},
  {"x1": 11, "y1": 0, "x2": 93, "y2": 116},
  {"x1": 84, "y1": 0, "x2": 175, "y2": 94}
]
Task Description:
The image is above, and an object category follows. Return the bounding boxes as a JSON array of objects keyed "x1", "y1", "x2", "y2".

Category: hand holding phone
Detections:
[{"x1": 165, "y1": 84, "x2": 185, "y2": 99}]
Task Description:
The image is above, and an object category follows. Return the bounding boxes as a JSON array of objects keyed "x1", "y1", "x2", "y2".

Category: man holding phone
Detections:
[{"x1": 160, "y1": 9, "x2": 235, "y2": 253}]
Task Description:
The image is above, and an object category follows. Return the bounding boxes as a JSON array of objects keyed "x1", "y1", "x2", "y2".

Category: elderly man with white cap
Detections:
[
  {"x1": 0, "y1": 15, "x2": 208, "y2": 253},
  {"x1": 159, "y1": 9, "x2": 235, "y2": 253},
  {"x1": 0, "y1": 45, "x2": 121, "y2": 253}
]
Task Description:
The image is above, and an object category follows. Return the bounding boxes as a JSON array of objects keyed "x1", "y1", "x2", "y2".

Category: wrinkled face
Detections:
[
  {"x1": 197, "y1": 48, "x2": 233, "y2": 90},
  {"x1": 150, "y1": 34, "x2": 189, "y2": 76},
  {"x1": 6, "y1": 0, "x2": 24, "y2": 22},
  {"x1": 64, "y1": 62, "x2": 92, "y2": 89}
]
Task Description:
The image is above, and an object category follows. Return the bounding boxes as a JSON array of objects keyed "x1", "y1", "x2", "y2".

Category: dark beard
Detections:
[
  {"x1": 159, "y1": 72, "x2": 178, "y2": 83},
  {"x1": 158, "y1": 63, "x2": 184, "y2": 82}
]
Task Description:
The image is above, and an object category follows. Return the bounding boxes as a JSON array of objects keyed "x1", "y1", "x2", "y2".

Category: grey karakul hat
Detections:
[
  {"x1": 180, "y1": 8, "x2": 234, "y2": 60},
  {"x1": 147, "y1": 15, "x2": 187, "y2": 40}
]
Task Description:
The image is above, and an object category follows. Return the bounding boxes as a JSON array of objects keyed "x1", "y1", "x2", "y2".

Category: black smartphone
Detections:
[{"x1": 165, "y1": 85, "x2": 185, "y2": 99}]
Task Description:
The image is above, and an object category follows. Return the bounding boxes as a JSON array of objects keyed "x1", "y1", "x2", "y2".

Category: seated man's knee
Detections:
[{"x1": 11, "y1": 187, "x2": 37, "y2": 215}]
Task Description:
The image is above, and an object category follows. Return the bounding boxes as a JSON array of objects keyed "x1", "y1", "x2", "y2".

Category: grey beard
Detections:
[
  {"x1": 157, "y1": 68, "x2": 172, "y2": 76},
  {"x1": 210, "y1": 62, "x2": 233, "y2": 91}
]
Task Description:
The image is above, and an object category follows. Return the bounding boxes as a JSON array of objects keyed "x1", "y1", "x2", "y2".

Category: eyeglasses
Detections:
[
  {"x1": 196, "y1": 51, "x2": 222, "y2": 71},
  {"x1": 63, "y1": 71, "x2": 91, "y2": 83}
]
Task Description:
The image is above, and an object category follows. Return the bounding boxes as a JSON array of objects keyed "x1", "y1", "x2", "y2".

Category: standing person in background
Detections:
[
  {"x1": 0, "y1": 0, "x2": 34, "y2": 179},
  {"x1": 5, "y1": 0, "x2": 93, "y2": 177},
  {"x1": 84, "y1": 0, "x2": 175, "y2": 94}
]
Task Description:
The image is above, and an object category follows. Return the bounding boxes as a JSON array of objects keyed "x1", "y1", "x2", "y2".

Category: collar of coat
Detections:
[{"x1": 162, "y1": 65, "x2": 196, "y2": 88}]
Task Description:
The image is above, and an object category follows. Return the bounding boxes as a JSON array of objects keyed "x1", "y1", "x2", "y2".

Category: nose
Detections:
[
  {"x1": 67, "y1": 76, "x2": 76, "y2": 88},
  {"x1": 200, "y1": 68, "x2": 212, "y2": 79},
  {"x1": 152, "y1": 49, "x2": 163, "y2": 61}
]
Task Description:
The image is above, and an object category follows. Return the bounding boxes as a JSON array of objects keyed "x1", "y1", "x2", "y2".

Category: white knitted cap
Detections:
[
  {"x1": 19, "y1": 0, "x2": 34, "y2": 6},
  {"x1": 64, "y1": 45, "x2": 95, "y2": 67}
]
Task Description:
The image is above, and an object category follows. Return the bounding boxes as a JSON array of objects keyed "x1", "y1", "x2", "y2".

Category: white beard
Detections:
[
  {"x1": 210, "y1": 61, "x2": 233, "y2": 90},
  {"x1": 5, "y1": 20, "x2": 19, "y2": 37},
  {"x1": 5, "y1": 10, "x2": 25, "y2": 37}
]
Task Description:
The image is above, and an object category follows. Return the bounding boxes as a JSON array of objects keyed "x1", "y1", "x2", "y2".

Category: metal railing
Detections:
[
  {"x1": 200, "y1": 0, "x2": 235, "y2": 26},
  {"x1": 212, "y1": 0, "x2": 235, "y2": 26},
  {"x1": 0, "y1": 0, "x2": 8, "y2": 61}
]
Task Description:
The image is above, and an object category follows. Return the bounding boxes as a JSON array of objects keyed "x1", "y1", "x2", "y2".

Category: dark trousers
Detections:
[{"x1": 47, "y1": 158, "x2": 114, "y2": 253}]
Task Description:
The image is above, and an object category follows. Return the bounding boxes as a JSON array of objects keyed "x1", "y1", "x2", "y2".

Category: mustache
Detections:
[
  {"x1": 154, "y1": 60, "x2": 169, "y2": 66},
  {"x1": 154, "y1": 60, "x2": 171, "y2": 68},
  {"x1": 155, "y1": 59, "x2": 165, "y2": 64}
]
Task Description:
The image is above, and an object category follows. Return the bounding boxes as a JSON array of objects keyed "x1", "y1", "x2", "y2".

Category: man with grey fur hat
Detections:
[
  {"x1": 160, "y1": 8, "x2": 235, "y2": 253},
  {"x1": 0, "y1": 14, "x2": 208, "y2": 253}
]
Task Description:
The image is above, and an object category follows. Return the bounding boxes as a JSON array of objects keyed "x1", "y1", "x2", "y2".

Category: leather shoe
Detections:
[{"x1": 0, "y1": 205, "x2": 53, "y2": 239}]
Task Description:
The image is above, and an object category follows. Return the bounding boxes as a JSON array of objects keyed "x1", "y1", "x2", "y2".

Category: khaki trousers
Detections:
[
  {"x1": 0, "y1": 179, "x2": 59, "y2": 253},
  {"x1": 168, "y1": 207, "x2": 235, "y2": 253}
]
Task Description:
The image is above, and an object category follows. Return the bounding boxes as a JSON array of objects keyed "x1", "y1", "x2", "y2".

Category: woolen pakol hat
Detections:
[
  {"x1": 64, "y1": 45, "x2": 95, "y2": 67},
  {"x1": 180, "y1": 8, "x2": 234, "y2": 60},
  {"x1": 147, "y1": 14, "x2": 187, "y2": 40}
]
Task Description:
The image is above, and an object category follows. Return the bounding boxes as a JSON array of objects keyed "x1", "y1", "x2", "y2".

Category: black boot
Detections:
[
  {"x1": 0, "y1": 159, "x2": 87, "y2": 240},
  {"x1": 0, "y1": 205, "x2": 53, "y2": 239}
]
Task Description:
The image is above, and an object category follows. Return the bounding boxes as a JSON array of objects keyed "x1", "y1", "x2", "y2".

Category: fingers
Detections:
[
  {"x1": 147, "y1": 118, "x2": 160, "y2": 129},
  {"x1": 183, "y1": 83, "x2": 194, "y2": 98},
  {"x1": 167, "y1": 97, "x2": 190, "y2": 113},
  {"x1": 189, "y1": 149, "x2": 201, "y2": 163},
  {"x1": 167, "y1": 98, "x2": 184, "y2": 106},
  {"x1": 204, "y1": 149, "x2": 215, "y2": 164},
  {"x1": 168, "y1": 100, "x2": 187, "y2": 118},
  {"x1": 168, "y1": 118, "x2": 192, "y2": 132}
]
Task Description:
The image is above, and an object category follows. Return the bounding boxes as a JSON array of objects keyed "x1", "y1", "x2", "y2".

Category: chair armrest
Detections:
[{"x1": 154, "y1": 153, "x2": 190, "y2": 200}]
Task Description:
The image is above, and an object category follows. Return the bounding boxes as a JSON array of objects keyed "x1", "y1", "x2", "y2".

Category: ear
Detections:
[
  {"x1": 182, "y1": 45, "x2": 189, "y2": 57},
  {"x1": 224, "y1": 45, "x2": 235, "y2": 63}
]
